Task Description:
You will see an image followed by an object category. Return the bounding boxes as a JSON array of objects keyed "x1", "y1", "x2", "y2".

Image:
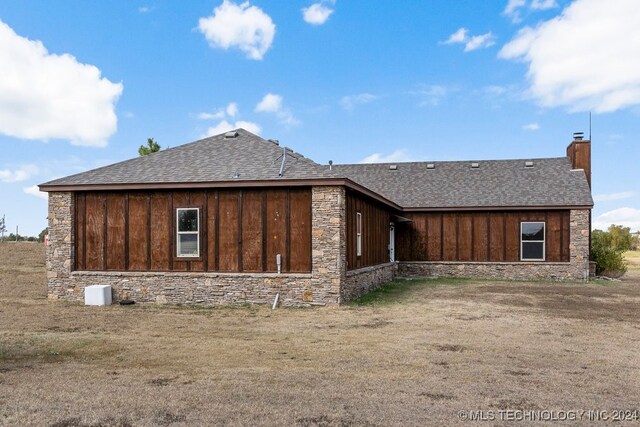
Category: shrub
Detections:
[{"x1": 591, "y1": 229, "x2": 627, "y2": 276}]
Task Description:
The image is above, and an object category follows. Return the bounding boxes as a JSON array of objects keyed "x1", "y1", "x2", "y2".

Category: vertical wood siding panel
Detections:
[
  {"x1": 412, "y1": 215, "x2": 428, "y2": 261},
  {"x1": 150, "y1": 192, "x2": 170, "y2": 270},
  {"x1": 266, "y1": 190, "x2": 287, "y2": 272},
  {"x1": 207, "y1": 191, "x2": 218, "y2": 271},
  {"x1": 84, "y1": 193, "x2": 105, "y2": 270},
  {"x1": 442, "y1": 213, "x2": 457, "y2": 261},
  {"x1": 426, "y1": 214, "x2": 442, "y2": 261},
  {"x1": 561, "y1": 210, "x2": 570, "y2": 262},
  {"x1": 106, "y1": 193, "x2": 126, "y2": 270},
  {"x1": 218, "y1": 190, "x2": 239, "y2": 271},
  {"x1": 472, "y1": 213, "x2": 488, "y2": 261},
  {"x1": 241, "y1": 190, "x2": 263, "y2": 272},
  {"x1": 505, "y1": 212, "x2": 520, "y2": 261},
  {"x1": 489, "y1": 213, "x2": 505, "y2": 261},
  {"x1": 458, "y1": 213, "x2": 473, "y2": 261},
  {"x1": 289, "y1": 188, "x2": 312, "y2": 272},
  {"x1": 127, "y1": 192, "x2": 148, "y2": 271},
  {"x1": 546, "y1": 211, "x2": 562, "y2": 262}
]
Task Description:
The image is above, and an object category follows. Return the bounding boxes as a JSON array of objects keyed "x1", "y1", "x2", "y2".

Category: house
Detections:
[{"x1": 39, "y1": 129, "x2": 593, "y2": 306}]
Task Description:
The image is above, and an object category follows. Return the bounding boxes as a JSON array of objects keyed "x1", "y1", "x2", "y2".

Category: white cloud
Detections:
[
  {"x1": 0, "y1": 165, "x2": 38, "y2": 183},
  {"x1": 503, "y1": 0, "x2": 527, "y2": 23},
  {"x1": 205, "y1": 119, "x2": 261, "y2": 137},
  {"x1": 0, "y1": 21, "x2": 122, "y2": 147},
  {"x1": 255, "y1": 93, "x2": 282, "y2": 113},
  {"x1": 23, "y1": 185, "x2": 47, "y2": 200},
  {"x1": 255, "y1": 93, "x2": 299, "y2": 125},
  {"x1": 593, "y1": 191, "x2": 636, "y2": 202},
  {"x1": 499, "y1": 0, "x2": 640, "y2": 113},
  {"x1": 226, "y1": 102, "x2": 239, "y2": 117},
  {"x1": 530, "y1": 0, "x2": 558, "y2": 11},
  {"x1": 198, "y1": 0, "x2": 276, "y2": 60},
  {"x1": 360, "y1": 149, "x2": 414, "y2": 164},
  {"x1": 197, "y1": 102, "x2": 238, "y2": 120},
  {"x1": 302, "y1": 3, "x2": 334, "y2": 25},
  {"x1": 411, "y1": 85, "x2": 451, "y2": 107},
  {"x1": 340, "y1": 93, "x2": 378, "y2": 111},
  {"x1": 138, "y1": 6, "x2": 153, "y2": 13},
  {"x1": 522, "y1": 122, "x2": 540, "y2": 131},
  {"x1": 593, "y1": 207, "x2": 640, "y2": 232},
  {"x1": 443, "y1": 27, "x2": 495, "y2": 52}
]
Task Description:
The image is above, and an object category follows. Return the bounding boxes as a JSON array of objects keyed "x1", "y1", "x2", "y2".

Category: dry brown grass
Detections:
[
  {"x1": 1, "y1": 242, "x2": 640, "y2": 426},
  {"x1": 625, "y1": 250, "x2": 640, "y2": 270}
]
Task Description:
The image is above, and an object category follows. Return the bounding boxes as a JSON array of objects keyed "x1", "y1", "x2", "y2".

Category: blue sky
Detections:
[{"x1": 1, "y1": 0, "x2": 639, "y2": 236}]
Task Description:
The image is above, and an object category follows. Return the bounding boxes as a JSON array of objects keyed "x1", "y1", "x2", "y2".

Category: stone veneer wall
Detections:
[
  {"x1": 46, "y1": 187, "x2": 347, "y2": 307},
  {"x1": 398, "y1": 209, "x2": 591, "y2": 281},
  {"x1": 343, "y1": 263, "x2": 396, "y2": 302}
]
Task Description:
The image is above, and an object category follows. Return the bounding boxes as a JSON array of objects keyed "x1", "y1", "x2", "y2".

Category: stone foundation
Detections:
[
  {"x1": 343, "y1": 263, "x2": 397, "y2": 302},
  {"x1": 50, "y1": 271, "x2": 329, "y2": 307},
  {"x1": 398, "y1": 261, "x2": 585, "y2": 281}
]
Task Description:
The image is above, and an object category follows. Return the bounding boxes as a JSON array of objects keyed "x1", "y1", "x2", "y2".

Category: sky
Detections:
[{"x1": 1, "y1": 0, "x2": 640, "y2": 236}]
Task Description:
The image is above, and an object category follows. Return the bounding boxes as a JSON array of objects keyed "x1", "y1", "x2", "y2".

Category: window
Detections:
[
  {"x1": 521, "y1": 222, "x2": 545, "y2": 261},
  {"x1": 176, "y1": 208, "x2": 199, "y2": 257},
  {"x1": 356, "y1": 212, "x2": 362, "y2": 257}
]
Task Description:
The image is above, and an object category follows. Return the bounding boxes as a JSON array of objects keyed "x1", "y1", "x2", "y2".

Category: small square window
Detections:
[
  {"x1": 177, "y1": 208, "x2": 199, "y2": 257},
  {"x1": 521, "y1": 222, "x2": 545, "y2": 261}
]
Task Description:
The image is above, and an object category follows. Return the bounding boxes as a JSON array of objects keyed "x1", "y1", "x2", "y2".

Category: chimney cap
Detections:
[{"x1": 573, "y1": 131, "x2": 584, "y2": 141}]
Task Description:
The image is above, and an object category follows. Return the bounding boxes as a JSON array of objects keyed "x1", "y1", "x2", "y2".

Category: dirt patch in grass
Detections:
[{"x1": 1, "y1": 242, "x2": 640, "y2": 426}]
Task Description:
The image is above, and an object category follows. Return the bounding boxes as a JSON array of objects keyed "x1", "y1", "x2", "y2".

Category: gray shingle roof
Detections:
[
  {"x1": 40, "y1": 129, "x2": 337, "y2": 187},
  {"x1": 332, "y1": 158, "x2": 593, "y2": 208},
  {"x1": 41, "y1": 129, "x2": 593, "y2": 209}
]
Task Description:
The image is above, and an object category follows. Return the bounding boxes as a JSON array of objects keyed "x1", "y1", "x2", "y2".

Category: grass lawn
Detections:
[
  {"x1": 1, "y1": 243, "x2": 640, "y2": 426},
  {"x1": 625, "y1": 250, "x2": 640, "y2": 270}
]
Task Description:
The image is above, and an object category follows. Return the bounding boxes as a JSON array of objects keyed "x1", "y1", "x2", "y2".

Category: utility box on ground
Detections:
[{"x1": 84, "y1": 285, "x2": 112, "y2": 306}]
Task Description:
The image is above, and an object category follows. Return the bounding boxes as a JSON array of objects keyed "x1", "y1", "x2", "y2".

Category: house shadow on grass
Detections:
[{"x1": 350, "y1": 277, "x2": 478, "y2": 306}]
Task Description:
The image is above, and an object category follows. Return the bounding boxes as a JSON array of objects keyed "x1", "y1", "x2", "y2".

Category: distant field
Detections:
[
  {"x1": 625, "y1": 250, "x2": 640, "y2": 270},
  {"x1": 1, "y1": 242, "x2": 640, "y2": 426}
]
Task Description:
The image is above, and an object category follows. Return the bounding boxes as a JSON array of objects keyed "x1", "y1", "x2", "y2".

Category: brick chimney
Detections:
[{"x1": 566, "y1": 132, "x2": 591, "y2": 188}]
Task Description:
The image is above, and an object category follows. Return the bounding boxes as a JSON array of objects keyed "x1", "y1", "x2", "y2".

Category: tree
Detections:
[
  {"x1": 38, "y1": 227, "x2": 48, "y2": 243},
  {"x1": 591, "y1": 229, "x2": 627, "y2": 276},
  {"x1": 608, "y1": 224, "x2": 632, "y2": 252},
  {"x1": 138, "y1": 138, "x2": 161, "y2": 156}
]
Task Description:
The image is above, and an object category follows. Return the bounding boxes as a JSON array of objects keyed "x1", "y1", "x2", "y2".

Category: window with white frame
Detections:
[
  {"x1": 176, "y1": 208, "x2": 199, "y2": 257},
  {"x1": 521, "y1": 222, "x2": 545, "y2": 261},
  {"x1": 356, "y1": 212, "x2": 362, "y2": 257}
]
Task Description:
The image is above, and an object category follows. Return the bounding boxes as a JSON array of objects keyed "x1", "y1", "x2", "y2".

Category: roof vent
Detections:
[
  {"x1": 524, "y1": 161, "x2": 534, "y2": 168},
  {"x1": 573, "y1": 131, "x2": 584, "y2": 141},
  {"x1": 389, "y1": 164, "x2": 397, "y2": 170},
  {"x1": 328, "y1": 160, "x2": 333, "y2": 171},
  {"x1": 470, "y1": 162, "x2": 479, "y2": 168},
  {"x1": 232, "y1": 171, "x2": 241, "y2": 179},
  {"x1": 268, "y1": 139, "x2": 279, "y2": 145},
  {"x1": 225, "y1": 131, "x2": 239, "y2": 139},
  {"x1": 426, "y1": 163, "x2": 435, "y2": 169}
]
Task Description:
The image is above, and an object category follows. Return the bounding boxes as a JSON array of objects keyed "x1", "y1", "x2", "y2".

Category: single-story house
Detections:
[{"x1": 39, "y1": 129, "x2": 593, "y2": 306}]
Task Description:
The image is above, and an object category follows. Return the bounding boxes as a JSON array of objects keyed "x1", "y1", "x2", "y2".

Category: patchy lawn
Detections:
[
  {"x1": 1, "y1": 242, "x2": 639, "y2": 426},
  {"x1": 625, "y1": 250, "x2": 640, "y2": 270}
]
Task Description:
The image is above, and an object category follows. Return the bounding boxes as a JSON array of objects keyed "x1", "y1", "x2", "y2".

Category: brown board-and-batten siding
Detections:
[
  {"x1": 74, "y1": 188, "x2": 312, "y2": 273},
  {"x1": 345, "y1": 190, "x2": 392, "y2": 270},
  {"x1": 395, "y1": 210, "x2": 570, "y2": 262}
]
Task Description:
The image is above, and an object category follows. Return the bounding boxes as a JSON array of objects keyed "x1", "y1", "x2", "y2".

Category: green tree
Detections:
[
  {"x1": 591, "y1": 229, "x2": 627, "y2": 276},
  {"x1": 138, "y1": 138, "x2": 161, "y2": 156},
  {"x1": 608, "y1": 224, "x2": 632, "y2": 252},
  {"x1": 38, "y1": 227, "x2": 48, "y2": 243}
]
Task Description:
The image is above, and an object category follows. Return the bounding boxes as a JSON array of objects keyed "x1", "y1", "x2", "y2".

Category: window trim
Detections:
[
  {"x1": 176, "y1": 207, "x2": 200, "y2": 258},
  {"x1": 356, "y1": 212, "x2": 362, "y2": 257},
  {"x1": 520, "y1": 221, "x2": 545, "y2": 261}
]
